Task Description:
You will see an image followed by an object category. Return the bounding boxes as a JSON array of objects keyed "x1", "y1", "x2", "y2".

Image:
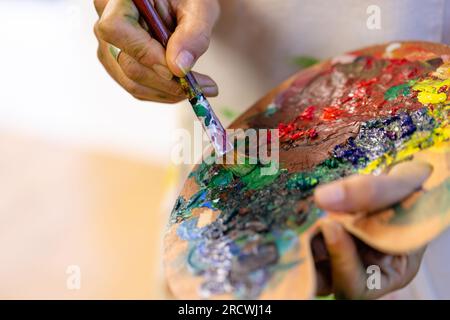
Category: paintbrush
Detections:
[{"x1": 132, "y1": 0, "x2": 234, "y2": 157}]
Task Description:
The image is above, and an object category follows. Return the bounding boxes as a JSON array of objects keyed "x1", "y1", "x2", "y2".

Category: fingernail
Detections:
[
  {"x1": 321, "y1": 220, "x2": 342, "y2": 244},
  {"x1": 315, "y1": 182, "x2": 345, "y2": 207},
  {"x1": 152, "y1": 64, "x2": 173, "y2": 81},
  {"x1": 202, "y1": 85, "x2": 219, "y2": 97},
  {"x1": 175, "y1": 50, "x2": 195, "y2": 74}
]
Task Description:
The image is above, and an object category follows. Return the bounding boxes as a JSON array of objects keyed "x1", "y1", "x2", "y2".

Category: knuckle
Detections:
[
  {"x1": 129, "y1": 43, "x2": 152, "y2": 65},
  {"x1": 169, "y1": 83, "x2": 185, "y2": 97},
  {"x1": 121, "y1": 58, "x2": 147, "y2": 82},
  {"x1": 124, "y1": 81, "x2": 141, "y2": 97},
  {"x1": 93, "y1": 22, "x2": 100, "y2": 39},
  {"x1": 97, "y1": 16, "x2": 118, "y2": 42},
  {"x1": 194, "y1": 29, "x2": 211, "y2": 53}
]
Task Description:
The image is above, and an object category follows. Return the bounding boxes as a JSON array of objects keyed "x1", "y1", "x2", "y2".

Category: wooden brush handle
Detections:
[{"x1": 132, "y1": 0, "x2": 171, "y2": 47}]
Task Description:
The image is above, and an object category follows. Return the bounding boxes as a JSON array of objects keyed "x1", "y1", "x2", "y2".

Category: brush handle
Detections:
[
  {"x1": 132, "y1": 0, "x2": 202, "y2": 97},
  {"x1": 133, "y1": 0, "x2": 171, "y2": 45},
  {"x1": 131, "y1": 0, "x2": 233, "y2": 155}
]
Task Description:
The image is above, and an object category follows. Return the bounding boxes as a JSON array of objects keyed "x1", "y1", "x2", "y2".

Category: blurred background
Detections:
[{"x1": 0, "y1": 0, "x2": 182, "y2": 299}]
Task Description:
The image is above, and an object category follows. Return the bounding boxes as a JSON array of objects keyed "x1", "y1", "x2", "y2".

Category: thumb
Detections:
[
  {"x1": 314, "y1": 161, "x2": 432, "y2": 213},
  {"x1": 166, "y1": 0, "x2": 220, "y2": 76}
]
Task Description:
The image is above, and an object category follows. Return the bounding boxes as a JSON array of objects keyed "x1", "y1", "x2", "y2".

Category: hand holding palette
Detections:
[{"x1": 165, "y1": 42, "x2": 450, "y2": 299}]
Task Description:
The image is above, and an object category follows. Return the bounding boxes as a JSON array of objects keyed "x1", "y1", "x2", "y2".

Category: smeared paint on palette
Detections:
[{"x1": 165, "y1": 42, "x2": 450, "y2": 299}]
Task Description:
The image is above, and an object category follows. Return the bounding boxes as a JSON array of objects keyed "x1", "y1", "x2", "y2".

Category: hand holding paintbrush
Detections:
[
  {"x1": 94, "y1": 0, "x2": 233, "y2": 155},
  {"x1": 94, "y1": 0, "x2": 220, "y2": 99},
  {"x1": 132, "y1": 0, "x2": 233, "y2": 155}
]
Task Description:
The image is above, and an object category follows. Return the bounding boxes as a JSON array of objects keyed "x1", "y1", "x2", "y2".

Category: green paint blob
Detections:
[
  {"x1": 241, "y1": 165, "x2": 280, "y2": 190},
  {"x1": 286, "y1": 157, "x2": 355, "y2": 193},
  {"x1": 384, "y1": 82, "x2": 412, "y2": 101},
  {"x1": 292, "y1": 55, "x2": 320, "y2": 69},
  {"x1": 190, "y1": 158, "x2": 215, "y2": 185},
  {"x1": 210, "y1": 169, "x2": 234, "y2": 187},
  {"x1": 287, "y1": 173, "x2": 319, "y2": 191},
  {"x1": 226, "y1": 163, "x2": 257, "y2": 177}
]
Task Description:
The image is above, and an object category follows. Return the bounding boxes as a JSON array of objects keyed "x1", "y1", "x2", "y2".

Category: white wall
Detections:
[{"x1": 0, "y1": 0, "x2": 179, "y2": 163}]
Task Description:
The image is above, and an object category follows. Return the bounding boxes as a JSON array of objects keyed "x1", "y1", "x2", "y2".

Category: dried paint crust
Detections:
[{"x1": 169, "y1": 47, "x2": 450, "y2": 299}]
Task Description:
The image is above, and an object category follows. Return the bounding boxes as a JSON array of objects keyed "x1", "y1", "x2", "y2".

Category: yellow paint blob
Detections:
[
  {"x1": 417, "y1": 91, "x2": 447, "y2": 104},
  {"x1": 412, "y1": 78, "x2": 450, "y2": 104}
]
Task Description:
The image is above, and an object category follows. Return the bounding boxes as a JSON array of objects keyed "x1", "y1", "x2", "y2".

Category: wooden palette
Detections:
[{"x1": 165, "y1": 41, "x2": 450, "y2": 299}]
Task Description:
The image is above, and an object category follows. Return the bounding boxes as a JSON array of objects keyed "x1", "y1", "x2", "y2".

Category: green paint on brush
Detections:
[{"x1": 193, "y1": 103, "x2": 212, "y2": 126}]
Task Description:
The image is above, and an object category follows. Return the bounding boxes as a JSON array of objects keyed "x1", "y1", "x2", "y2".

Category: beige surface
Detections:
[{"x1": 0, "y1": 132, "x2": 174, "y2": 299}]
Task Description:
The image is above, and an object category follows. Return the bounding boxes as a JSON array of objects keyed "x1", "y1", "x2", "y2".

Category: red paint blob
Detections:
[
  {"x1": 297, "y1": 105, "x2": 316, "y2": 121},
  {"x1": 267, "y1": 56, "x2": 434, "y2": 145},
  {"x1": 321, "y1": 107, "x2": 347, "y2": 121}
]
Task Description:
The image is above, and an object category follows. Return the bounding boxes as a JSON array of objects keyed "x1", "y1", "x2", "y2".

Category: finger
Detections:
[
  {"x1": 314, "y1": 161, "x2": 432, "y2": 213},
  {"x1": 118, "y1": 52, "x2": 184, "y2": 95},
  {"x1": 377, "y1": 247, "x2": 426, "y2": 292},
  {"x1": 97, "y1": 40, "x2": 183, "y2": 103},
  {"x1": 311, "y1": 234, "x2": 332, "y2": 295},
  {"x1": 321, "y1": 219, "x2": 367, "y2": 299},
  {"x1": 355, "y1": 240, "x2": 426, "y2": 298},
  {"x1": 118, "y1": 52, "x2": 219, "y2": 96},
  {"x1": 96, "y1": 0, "x2": 172, "y2": 79},
  {"x1": 191, "y1": 72, "x2": 219, "y2": 97},
  {"x1": 314, "y1": 254, "x2": 333, "y2": 296},
  {"x1": 94, "y1": 0, "x2": 109, "y2": 16},
  {"x1": 315, "y1": 267, "x2": 332, "y2": 297},
  {"x1": 166, "y1": 0, "x2": 220, "y2": 76}
]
